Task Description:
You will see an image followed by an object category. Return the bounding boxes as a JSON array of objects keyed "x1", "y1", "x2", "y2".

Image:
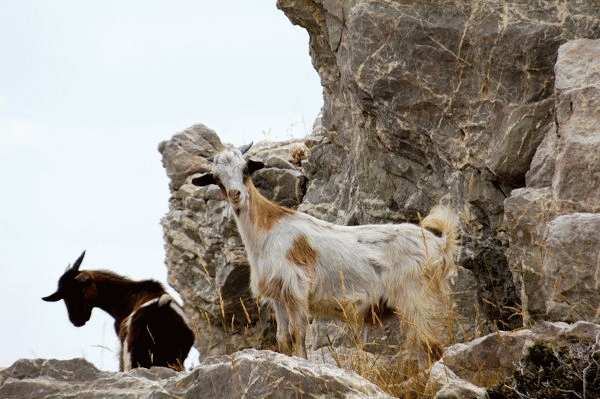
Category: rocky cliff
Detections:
[
  {"x1": 156, "y1": 1, "x2": 600, "y2": 396},
  {"x1": 277, "y1": 0, "x2": 600, "y2": 333},
  {"x1": 159, "y1": 0, "x2": 600, "y2": 356}
]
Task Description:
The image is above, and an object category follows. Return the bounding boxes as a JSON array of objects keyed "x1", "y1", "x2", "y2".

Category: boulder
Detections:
[
  {"x1": 427, "y1": 321, "x2": 600, "y2": 397},
  {"x1": 156, "y1": 0, "x2": 600, "y2": 385},
  {"x1": 504, "y1": 38, "x2": 600, "y2": 323},
  {"x1": 0, "y1": 350, "x2": 393, "y2": 399},
  {"x1": 552, "y1": 39, "x2": 600, "y2": 207},
  {"x1": 544, "y1": 214, "x2": 600, "y2": 322},
  {"x1": 158, "y1": 123, "x2": 223, "y2": 190}
]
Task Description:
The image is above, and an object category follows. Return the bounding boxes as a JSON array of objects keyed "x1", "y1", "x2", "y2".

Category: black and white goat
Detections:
[
  {"x1": 43, "y1": 251, "x2": 194, "y2": 371},
  {"x1": 192, "y1": 144, "x2": 459, "y2": 363}
]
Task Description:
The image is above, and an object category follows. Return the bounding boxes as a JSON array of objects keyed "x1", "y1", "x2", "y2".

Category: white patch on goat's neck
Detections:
[{"x1": 233, "y1": 197, "x2": 263, "y2": 265}]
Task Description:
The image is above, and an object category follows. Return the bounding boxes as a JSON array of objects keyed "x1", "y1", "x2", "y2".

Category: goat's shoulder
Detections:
[
  {"x1": 264, "y1": 211, "x2": 333, "y2": 242},
  {"x1": 289, "y1": 210, "x2": 338, "y2": 230},
  {"x1": 88, "y1": 269, "x2": 132, "y2": 282}
]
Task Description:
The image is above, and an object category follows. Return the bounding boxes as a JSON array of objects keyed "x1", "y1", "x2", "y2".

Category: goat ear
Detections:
[
  {"x1": 239, "y1": 142, "x2": 253, "y2": 155},
  {"x1": 74, "y1": 272, "x2": 93, "y2": 284},
  {"x1": 247, "y1": 158, "x2": 265, "y2": 175},
  {"x1": 191, "y1": 173, "x2": 217, "y2": 186},
  {"x1": 72, "y1": 250, "x2": 86, "y2": 271},
  {"x1": 42, "y1": 291, "x2": 62, "y2": 302}
]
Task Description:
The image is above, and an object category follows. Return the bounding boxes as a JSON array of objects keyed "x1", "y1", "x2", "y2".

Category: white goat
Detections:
[{"x1": 192, "y1": 144, "x2": 459, "y2": 362}]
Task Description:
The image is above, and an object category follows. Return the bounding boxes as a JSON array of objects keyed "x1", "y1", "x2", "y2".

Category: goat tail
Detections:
[{"x1": 421, "y1": 205, "x2": 460, "y2": 279}]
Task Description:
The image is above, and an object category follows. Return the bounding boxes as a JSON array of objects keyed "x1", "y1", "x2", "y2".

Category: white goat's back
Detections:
[{"x1": 254, "y1": 209, "x2": 456, "y2": 324}]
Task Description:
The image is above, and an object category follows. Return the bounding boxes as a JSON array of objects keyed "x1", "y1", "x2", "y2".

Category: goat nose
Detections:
[{"x1": 229, "y1": 189, "x2": 241, "y2": 201}]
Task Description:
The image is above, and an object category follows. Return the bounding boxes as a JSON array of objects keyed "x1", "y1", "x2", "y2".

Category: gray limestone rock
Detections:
[
  {"x1": 427, "y1": 321, "x2": 600, "y2": 397},
  {"x1": 278, "y1": 0, "x2": 600, "y2": 332},
  {"x1": 155, "y1": 2, "x2": 600, "y2": 393},
  {"x1": 158, "y1": 123, "x2": 223, "y2": 191},
  {"x1": 544, "y1": 214, "x2": 600, "y2": 322},
  {"x1": 0, "y1": 351, "x2": 393, "y2": 399},
  {"x1": 504, "y1": 38, "x2": 600, "y2": 324},
  {"x1": 552, "y1": 39, "x2": 600, "y2": 208}
]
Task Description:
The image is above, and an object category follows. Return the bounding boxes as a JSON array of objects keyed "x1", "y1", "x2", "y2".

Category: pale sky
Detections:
[{"x1": 0, "y1": 0, "x2": 322, "y2": 371}]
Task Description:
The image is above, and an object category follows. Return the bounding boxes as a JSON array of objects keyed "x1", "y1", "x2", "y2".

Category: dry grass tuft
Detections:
[
  {"x1": 349, "y1": 351, "x2": 430, "y2": 398},
  {"x1": 290, "y1": 147, "x2": 307, "y2": 167},
  {"x1": 310, "y1": 309, "x2": 458, "y2": 398}
]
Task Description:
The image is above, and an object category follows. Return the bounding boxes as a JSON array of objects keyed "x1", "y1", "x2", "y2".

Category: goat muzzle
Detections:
[{"x1": 228, "y1": 189, "x2": 242, "y2": 204}]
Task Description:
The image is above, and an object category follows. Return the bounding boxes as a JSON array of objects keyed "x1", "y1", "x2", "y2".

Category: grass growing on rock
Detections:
[
  {"x1": 312, "y1": 302, "x2": 467, "y2": 398},
  {"x1": 487, "y1": 337, "x2": 600, "y2": 399},
  {"x1": 316, "y1": 333, "x2": 431, "y2": 398}
]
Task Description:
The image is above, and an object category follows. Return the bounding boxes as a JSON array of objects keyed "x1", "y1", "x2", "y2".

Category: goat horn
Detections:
[
  {"x1": 72, "y1": 250, "x2": 86, "y2": 271},
  {"x1": 239, "y1": 142, "x2": 253, "y2": 155},
  {"x1": 42, "y1": 291, "x2": 63, "y2": 302}
]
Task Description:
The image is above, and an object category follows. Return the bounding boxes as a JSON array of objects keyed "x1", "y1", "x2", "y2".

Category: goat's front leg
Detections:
[
  {"x1": 272, "y1": 302, "x2": 293, "y2": 355},
  {"x1": 287, "y1": 307, "x2": 309, "y2": 358},
  {"x1": 272, "y1": 301, "x2": 309, "y2": 358}
]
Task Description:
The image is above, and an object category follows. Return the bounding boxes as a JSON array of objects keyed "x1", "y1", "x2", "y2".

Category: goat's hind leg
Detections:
[{"x1": 388, "y1": 290, "x2": 443, "y2": 367}]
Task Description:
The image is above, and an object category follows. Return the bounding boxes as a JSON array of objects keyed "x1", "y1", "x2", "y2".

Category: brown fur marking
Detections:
[
  {"x1": 247, "y1": 181, "x2": 294, "y2": 231},
  {"x1": 286, "y1": 234, "x2": 319, "y2": 272},
  {"x1": 257, "y1": 277, "x2": 299, "y2": 309},
  {"x1": 258, "y1": 277, "x2": 284, "y2": 300}
]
